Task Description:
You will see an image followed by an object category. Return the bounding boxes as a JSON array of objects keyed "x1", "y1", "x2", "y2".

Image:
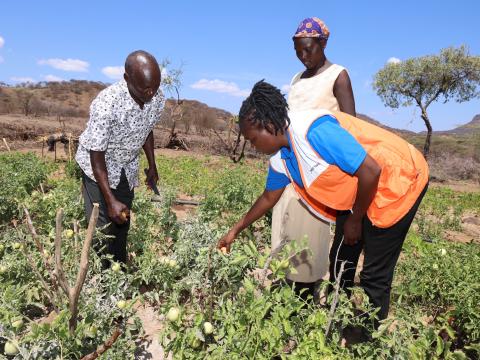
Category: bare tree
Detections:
[{"x1": 17, "y1": 89, "x2": 35, "y2": 116}]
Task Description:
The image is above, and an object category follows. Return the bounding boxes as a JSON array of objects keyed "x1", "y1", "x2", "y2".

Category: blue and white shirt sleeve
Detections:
[
  {"x1": 307, "y1": 115, "x2": 367, "y2": 175},
  {"x1": 265, "y1": 165, "x2": 290, "y2": 191},
  {"x1": 266, "y1": 152, "x2": 291, "y2": 191}
]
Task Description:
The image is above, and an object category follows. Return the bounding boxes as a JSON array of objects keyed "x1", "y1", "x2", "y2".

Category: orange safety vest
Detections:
[{"x1": 269, "y1": 109, "x2": 429, "y2": 228}]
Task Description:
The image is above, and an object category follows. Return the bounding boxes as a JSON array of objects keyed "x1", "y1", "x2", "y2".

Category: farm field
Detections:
[{"x1": 0, "y1": 151, "x2": 479, "y2": 359}]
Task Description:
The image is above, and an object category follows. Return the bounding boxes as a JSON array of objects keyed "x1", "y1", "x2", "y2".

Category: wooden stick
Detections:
[
  {"x1": 54, "y1": 209, "x2": 70, "y2": 296},
  {"x1": 24, "y1": 208, "x2": 45, "y2": 254},
  {"x1": 68, "y1": 134, "x2": 72, "y2": 161},
  {"x1": 69, "y1": 203, "x2": 99, "y2": 332},
  {"x1": 24, "y1": 208, "x2": 61, "y2": 299},
  {"x1": 80, "y1": 327, "x2": 122, "y2": 360},
  {"x1": 3, "y1": 138, "x2": 11, "y2": 152},
  {"x1": 73, "y1": 220, "x2": 80, "y2": 251}
]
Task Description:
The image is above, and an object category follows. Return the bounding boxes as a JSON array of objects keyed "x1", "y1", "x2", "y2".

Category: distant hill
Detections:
[
  {"x1": 428, "y1": 114, "x2": 480, "y2": 136},
  {"x1": 356, "y1": 113, "x2": 417, "y2": 136},
  {"x1": 0, "y1": 80, "x2": 234, "y2": 131}
]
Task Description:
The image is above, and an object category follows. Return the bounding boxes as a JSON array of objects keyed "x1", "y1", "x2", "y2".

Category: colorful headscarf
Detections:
[{"x1": 293, "y1": 17, "x2": 330, "y2": 40}]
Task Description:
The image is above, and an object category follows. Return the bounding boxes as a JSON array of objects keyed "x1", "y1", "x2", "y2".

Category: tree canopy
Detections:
[{"x1": 373, "y1": 46, "x2": 480, "y2": 156}]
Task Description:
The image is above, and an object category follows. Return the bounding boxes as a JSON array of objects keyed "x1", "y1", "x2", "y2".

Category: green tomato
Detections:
[
  {"x1": 190, "y1": 338, "x2": 202, "y2": 349},
  {"x1": 112, "y1": 262, "x2": 121, "y2": 273},
  {"x1": 12, "y1": 242, "x2": 21, "y2": 250},
  {"x1": 0, "y1": 244, "x2": 5, "y2": 253},
  {"x1": 168, "y1": 259, "x2": 177, "y2": 268},
  {"x1": 203, "y1": 321, "x2": 214, "y2": 335},
  {"x1": 11, "y1": 319, "x2": 24, "y2": 329},
  {"x1": 439, "y1": 248, "x2": 447, "y2": 256},
  {"x1": 85, "y1": 325, "x2": 98, "y2": 337},
  {"x1": 0, "y1": 265, "x2": 7, "y2": 274},
  {"x1": 166, "y1": 307, "x2": 180, "y2": 322},
  {"x1": 116, "y1": 300, "x2": 127, "y2": 309},
  {"x1": 4, "y1": 341, "x2": 19, "y2": 355},
  {"x1": 64, "y1": 229, "x2": 74, "y2": 239}
]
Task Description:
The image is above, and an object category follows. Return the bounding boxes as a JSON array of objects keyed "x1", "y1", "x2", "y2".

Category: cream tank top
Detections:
[{"x1": 287, "y1": 60, "x2": 346, "y2": 112}]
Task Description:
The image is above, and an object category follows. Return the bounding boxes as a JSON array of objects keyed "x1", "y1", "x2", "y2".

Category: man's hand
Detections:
[
  {"x1": 343, "y1": 215, "x2": 363, "y2": 246},
  {"x1": 107, "y1": 199, "x2": 130, "y2": 224},
  {"x1": 144, "y1": 166, "x2": 159, "y2": 189},
  {"x1": 217, "y1": 230, "x2": 238, "y2": 253}
]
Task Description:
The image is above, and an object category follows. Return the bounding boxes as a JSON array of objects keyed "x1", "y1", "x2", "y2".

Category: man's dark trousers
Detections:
[
  {"x1": 82, "y1": 170, "x2": 134, "y2": 266},
  {"x1": 329, "y1": 184, "x2": 428, "y2": 323}
]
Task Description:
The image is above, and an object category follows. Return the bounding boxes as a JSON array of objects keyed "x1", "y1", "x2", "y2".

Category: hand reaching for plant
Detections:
[{"x1": 217, "y1": 230, "x2": 237, "y2": 253}]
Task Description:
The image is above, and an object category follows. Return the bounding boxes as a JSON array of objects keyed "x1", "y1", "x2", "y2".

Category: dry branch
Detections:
[
  {"x1": 13, "y1": 221, "x2": 60, "y2": 313},
  {"x1": 80, "y1": 327, "x2": 122, "y2": 360},
  {"x1": 55, "y1": 203, "x2": 99, "y2": 334},
  {"x1": 23, "y1": 208, "x2": 62, "y2": 309},
  {"x1": 230, "y1": 132, "x2": 247, "y2": 163},
  {"x1": 324, "y1": 260, "x2": 346, "y2": 339}
]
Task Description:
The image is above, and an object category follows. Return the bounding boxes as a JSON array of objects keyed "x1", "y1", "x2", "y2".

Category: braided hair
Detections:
[{"x1": 239, "y1": 80, "x2": 290, "y2": 135}]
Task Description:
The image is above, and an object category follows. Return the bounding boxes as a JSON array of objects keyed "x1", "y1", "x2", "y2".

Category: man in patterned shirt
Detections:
[{"x1": 76, "y1": 50, "x2": 164, "y2": 267}]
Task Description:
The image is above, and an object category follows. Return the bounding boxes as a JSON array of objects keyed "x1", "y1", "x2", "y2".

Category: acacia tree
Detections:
[{"x1": 373, "y1": 46, "x2": 480, "y2": 157}]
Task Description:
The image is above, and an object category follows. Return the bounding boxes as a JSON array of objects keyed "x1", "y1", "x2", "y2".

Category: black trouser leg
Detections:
[
  {"x1": 329, "y1": 210, "x2": 363, "y2": 297},
  {"x1": 82, "y1": 170, "x2": 134, "y2": 267},
  {"x1": 329, "y1": 185, "x2": 428, "y2": 324},
  {"x1": 360, "y1": 184, "x2": 428, "y2": 323}
]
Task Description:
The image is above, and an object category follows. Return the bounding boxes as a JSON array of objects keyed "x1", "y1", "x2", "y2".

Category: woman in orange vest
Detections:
[{"x1": 218, "y1": 80, "x2": 429, "y2": 324}]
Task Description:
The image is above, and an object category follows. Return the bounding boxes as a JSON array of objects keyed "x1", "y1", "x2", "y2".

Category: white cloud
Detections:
[
  {"x1": 364, "y1": 79, "x2": 372, "y2": 88},
  {"x1": 11, "y1": 76, "x2": 35, "y2": 83},
  {"x1": 0, "y1": 36, "x2": 4, "y2": 48},
  {"x1": 387, "y1": 57, "x2": 401, "y2": 65},
  {"x1": 44, "y1": 74, "x2": 64, "y2": 82},
  {"x1": 190, "y1": 79, "x2": 250, "y2": 97},
  {"x1": 281, "y1": 84, "x2": 291, "y2": 93},
  {"x1": 38, "y1": 58, "x2": 89, "y2": 72},
  {"x1": 101, "y1": 66, "x2": 124, "y2": 79}
]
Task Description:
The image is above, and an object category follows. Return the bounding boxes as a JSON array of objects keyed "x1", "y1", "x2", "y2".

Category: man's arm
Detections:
[
  {"x1": 333, "y1": 70, "x2": 356, "y2": 116},
  {"x1": 142, "y1": 131, "x2": 158, "y2": 188},
  {"x1": 217, "y1": 188, "x2": 285, "y2": 251},
  {"x1": 90, "y1": 151, "x2": 129, "y2": 224}
]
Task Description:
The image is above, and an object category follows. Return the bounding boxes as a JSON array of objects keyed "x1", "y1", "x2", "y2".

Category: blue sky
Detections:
[{"x1": 1, "y1": 0, "x2": 479, "y2": 132}]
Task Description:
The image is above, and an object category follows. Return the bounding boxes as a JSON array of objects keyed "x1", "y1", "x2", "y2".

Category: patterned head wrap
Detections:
[{"x1": 293, "y1": 17, "x2": 330, "y2": 40}]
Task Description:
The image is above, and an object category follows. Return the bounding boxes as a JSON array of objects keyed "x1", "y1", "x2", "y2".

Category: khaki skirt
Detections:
[{"x1": 271, "y1": 185, "x2": 332, "y2": 283}]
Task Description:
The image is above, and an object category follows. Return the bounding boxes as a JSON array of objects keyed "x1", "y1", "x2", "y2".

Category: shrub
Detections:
[{"x1": 0, "y1": 152, "x2": 52, "y2": 223}]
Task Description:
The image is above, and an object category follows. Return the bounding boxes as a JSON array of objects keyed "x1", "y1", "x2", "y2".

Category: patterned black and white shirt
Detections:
[{"x1": 76, "y1": 80, "x2": 165, "y2": 189}]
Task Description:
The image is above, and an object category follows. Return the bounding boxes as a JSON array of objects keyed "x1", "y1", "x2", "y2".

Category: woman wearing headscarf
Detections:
[{"x1": 270, "y1": 17, "x2": 357, "y2": 298}]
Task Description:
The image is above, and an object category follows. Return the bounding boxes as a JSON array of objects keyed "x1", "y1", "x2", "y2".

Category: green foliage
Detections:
[
  {"x1": 415, "y1": 187, "x2": 479, "y2": 241},
  {"x1": 1, "y1": 154, "x2": 479, "y2": 358},
  {"x1": 0, "y1": 152, "x2": 53, "y2": 223},
  {"x1": 395, "y1": 234, "x2": 480, "y2": 347},
  {"x1": 64, "y1": 160, "x2": 83, "y2": 180}
]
